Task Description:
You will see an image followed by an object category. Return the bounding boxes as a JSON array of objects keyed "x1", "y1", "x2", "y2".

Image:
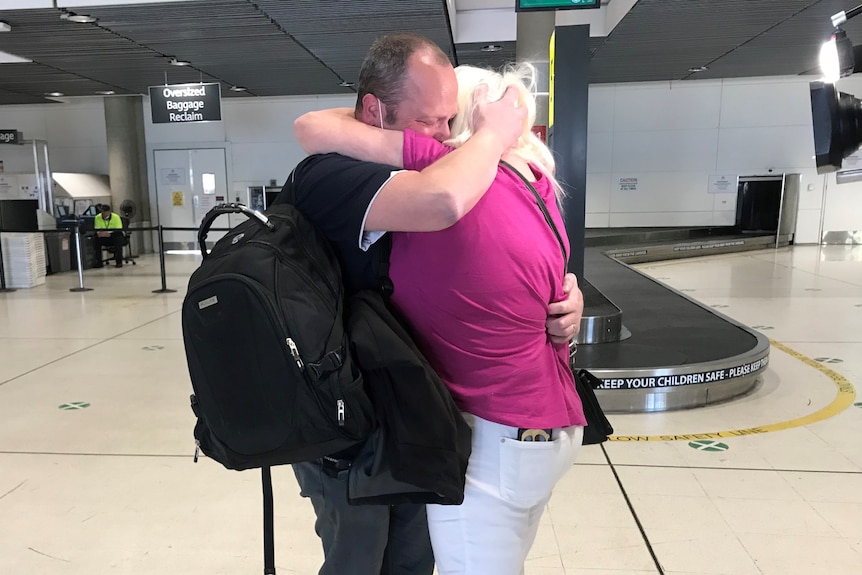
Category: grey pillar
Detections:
[
  {"x1": 104, "y1": 96, "x2": 150, "y2": 224},
  {"x1": 516, "y1": 11, "x2": 555, "y2": 126},
  {"x1": 549, "y1": 25, "x2": 590, "y2": 280}
]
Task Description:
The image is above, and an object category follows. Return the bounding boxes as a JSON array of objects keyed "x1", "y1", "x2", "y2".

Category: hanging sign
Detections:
[
  {"x1": 148, "y1": 83, "x2": 222, "y2": 124},
  {"x1": 0, "y1": 130, "x2": 21, "y2": 144}
]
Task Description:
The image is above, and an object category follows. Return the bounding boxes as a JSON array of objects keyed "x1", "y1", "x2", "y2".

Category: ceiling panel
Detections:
[
  {"x1": 257, "y1": 0, "x2": 455, "y2": 84},
  {"x1": 588, "y1": 0, "x2": 825, "y2": 83},
  {"x1": 78, "y1": 0, "x2": 346, "y2": 96},
  {"x1": 0, "y1": 0, "x2": 859, "y2": 104}
]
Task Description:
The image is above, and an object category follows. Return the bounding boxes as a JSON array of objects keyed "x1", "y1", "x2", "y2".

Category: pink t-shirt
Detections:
[{"x1": 388, "y1": 130, "x2": 586, "y2": 429}]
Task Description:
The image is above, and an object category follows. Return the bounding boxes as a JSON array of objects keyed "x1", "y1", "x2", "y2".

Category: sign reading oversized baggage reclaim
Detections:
[
  {"x1": 0, "y1": 130, "x2": 21, "y2": 144},
  {"x1": 149, "y1": 83, "x2": 221, "y2": 124}
]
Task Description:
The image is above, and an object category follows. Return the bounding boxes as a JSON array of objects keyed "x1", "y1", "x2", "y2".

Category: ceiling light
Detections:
[
  {"x1": 688, "y1": 66, "x2": 708, "y2": 73},
  {"x1": 481, "y1": 44, "x2": 502, "y2": 52},
  {"x1": 819, "y1": 28, "x2": 855, "y2": 83},
  {"x1": 169, "y1": 58, "x2": 191, "y2": 66},
  {"x1": 338, "y1": 81, "x2": 355, "y2": 87},
  {"x1": 60, "y1": 13, "x2": 97, "y2": 24},
  {"x1": 45, "y1": 92, "x2": 64, "y2": 97},
  {"x1": 229, "y1": 86, "x2": 247, "y2": 92},
  {"x1": 96, "y1": 90, "x2": 115, "y2": 95}
]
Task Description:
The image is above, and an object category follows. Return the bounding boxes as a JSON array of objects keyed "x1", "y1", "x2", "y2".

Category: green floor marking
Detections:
[
  {"x1": 689, "y1": 440, "x2": 729, "y2": 452},
  {"x1": 59, "y1": 402, "x2": 90, "y2": 410}
]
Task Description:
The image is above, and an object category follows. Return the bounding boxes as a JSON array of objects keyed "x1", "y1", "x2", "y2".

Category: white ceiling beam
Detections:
[
  {"x1": 0, "y1": 1, "x2": 54, "y2": 8},
  {"x1": 0, "y1": 50, "x2": 32, "y2": 63},
  {"x1": 455, "y1": 8, "x2": 517, "y2": 43},
  {"x1": 58, "y1": 0, "x2": 195, "y2": 7}
]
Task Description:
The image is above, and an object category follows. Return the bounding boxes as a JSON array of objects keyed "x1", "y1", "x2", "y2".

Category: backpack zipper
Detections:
[
  {"x1": 287, "y1": 337, "x2": 304, "y2": 369},
  {"x1": 255, "y1": 244, "x2": 347, "y2": 429}
]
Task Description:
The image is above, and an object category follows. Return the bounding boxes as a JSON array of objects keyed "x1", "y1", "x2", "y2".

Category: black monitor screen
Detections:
[{"x1": 55, "y1": 204, "x2": 70, "y2": 217}]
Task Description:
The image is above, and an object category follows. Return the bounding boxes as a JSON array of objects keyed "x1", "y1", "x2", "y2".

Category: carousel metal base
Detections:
[{"x1": 575, "y1": 227, "x2": 776, "y2": 413}]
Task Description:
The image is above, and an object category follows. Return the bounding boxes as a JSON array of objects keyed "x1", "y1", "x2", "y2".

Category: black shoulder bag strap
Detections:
[
  {"x1": 498, "y1": 160, "x2": 613, "y2": 444},
  {"x1": 499, "y1": 160, "x2": 568, "y2": 267},
  {"x1": 373, "y1": 233, "x2": 395, "y2": 297}
]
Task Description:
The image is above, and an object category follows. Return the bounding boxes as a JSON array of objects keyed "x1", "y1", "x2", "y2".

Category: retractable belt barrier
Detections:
[{"x1": 0, "y1": 224, "x2": 230, "y2": 295}]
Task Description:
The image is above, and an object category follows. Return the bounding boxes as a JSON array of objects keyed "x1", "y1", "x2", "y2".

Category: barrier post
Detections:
[
  {"x1": 0, "y1": 232, "x2": 16, "y2": 293},
  {"x1": 69, "y1": 222, "x2": 93, "y2": 293},
  {"x1": 153, "y1": 225, "x2": 177, "y2": 294}
]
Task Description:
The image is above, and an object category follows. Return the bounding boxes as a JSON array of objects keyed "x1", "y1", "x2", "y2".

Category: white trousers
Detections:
[{"x1": 427, "y1": 413, "x2": 583, "y2": 575}]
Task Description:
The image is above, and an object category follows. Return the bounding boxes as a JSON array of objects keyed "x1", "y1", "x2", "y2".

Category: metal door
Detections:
[{"x1": 154, "y1": 148, "x2": 228, "y2": 250}]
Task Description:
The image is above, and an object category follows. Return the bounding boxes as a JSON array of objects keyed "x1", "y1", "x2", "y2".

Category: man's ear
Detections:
[{"x1": 359, "y1": 93, "x2": 380, "y2": 126}]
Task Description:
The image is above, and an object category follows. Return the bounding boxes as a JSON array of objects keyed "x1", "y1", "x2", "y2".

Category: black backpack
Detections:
[{"x1": 182, "y1": 202, "x2": 375, "y2": 574}]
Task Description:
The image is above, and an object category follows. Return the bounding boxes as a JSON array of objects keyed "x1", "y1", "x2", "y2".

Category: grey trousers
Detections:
[{"x1": 293, "y1": 460, "x2": 434, "y2": 575}]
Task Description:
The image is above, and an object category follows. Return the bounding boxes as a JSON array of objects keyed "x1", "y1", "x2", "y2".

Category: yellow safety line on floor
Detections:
[{"x1": 608, "y1": 340, "x2": 857, "y2": 442}]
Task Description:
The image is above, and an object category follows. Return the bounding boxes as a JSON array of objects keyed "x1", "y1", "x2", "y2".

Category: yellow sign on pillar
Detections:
[
  {"x1": 549, "y1": 30, "x2": 555, "y2": 128},
  {"x1": 172, "y1": 191, "x2": 184, "y2": 206}
]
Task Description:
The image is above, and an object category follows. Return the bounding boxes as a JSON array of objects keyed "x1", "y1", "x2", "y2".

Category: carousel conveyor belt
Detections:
[{"x1": 574, "y1": 227, "x2": 773, "y2": 413}]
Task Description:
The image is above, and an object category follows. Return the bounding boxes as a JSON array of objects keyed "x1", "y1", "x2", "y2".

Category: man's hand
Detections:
[
  {"x1": 97, "y1": 231, "x2": 109, "y2": 238},
  {"x1": 547, "y1": 273, "x2": 584, "y2": 344},
  {"x1": 472, "y1": 84, "x2": 525, "y2": 152}
]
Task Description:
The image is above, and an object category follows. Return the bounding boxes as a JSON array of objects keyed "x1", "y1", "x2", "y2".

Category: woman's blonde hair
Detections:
[{"x1": 445, "y1": 62, "x2": 564, "y2": 202}]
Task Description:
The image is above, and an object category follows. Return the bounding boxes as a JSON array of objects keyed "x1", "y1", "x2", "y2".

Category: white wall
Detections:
[
  {"x1": 142, "y1": 94, "x2": 355, "y2": 225},
  {"x1": 4, "y1": 76, "x2": 860, "y2": 244},
  {"x1": 0, "y1": 97, "x2": 108, "y2": 174},
  {"x1": 586, "y1": 76, "x2": 833, "y2": 243}
]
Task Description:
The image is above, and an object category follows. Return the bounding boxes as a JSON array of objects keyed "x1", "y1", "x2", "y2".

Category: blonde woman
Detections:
[{"x1": 294, "y1": 63, "x2": 586, "y2": 575}]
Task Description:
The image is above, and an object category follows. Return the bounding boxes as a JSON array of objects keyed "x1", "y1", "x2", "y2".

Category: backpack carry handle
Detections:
[{"x1": 198, "y1": 203, "x2": 275, "y2": 259}]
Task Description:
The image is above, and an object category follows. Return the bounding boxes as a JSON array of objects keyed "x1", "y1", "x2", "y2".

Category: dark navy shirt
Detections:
[{"x1": 273, "y1": 153, "x2": 399, "y2": 294}]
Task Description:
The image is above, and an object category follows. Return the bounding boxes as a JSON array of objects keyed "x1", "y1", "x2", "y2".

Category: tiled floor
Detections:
[{"x1": 1, "y1": 245, "x2": 860, "y2": 575}]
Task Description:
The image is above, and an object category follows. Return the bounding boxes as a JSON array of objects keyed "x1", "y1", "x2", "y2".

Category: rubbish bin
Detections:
[
  {"x1": 69, "y1": 231, "x2": 96, "y2": 271},
  {"x1": 44, "y1": 230, "x2": 72, "y2": 275}
]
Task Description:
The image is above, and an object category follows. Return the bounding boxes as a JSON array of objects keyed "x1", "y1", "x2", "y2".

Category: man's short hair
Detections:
[
  {"x1": 355, "y1": 33, "x2": 451, "y2": 124},
  {"x1": 101, "y1": 205, "x2": 111, "y2": 213}
]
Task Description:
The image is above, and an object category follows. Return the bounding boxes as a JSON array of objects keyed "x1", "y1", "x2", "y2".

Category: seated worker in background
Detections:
[{"x1": 93, "y1": 204, "x2": 124, "y2": 268}]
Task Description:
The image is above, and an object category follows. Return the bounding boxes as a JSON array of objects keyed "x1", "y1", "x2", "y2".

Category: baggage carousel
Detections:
[{"x1": 576, "y1": 227, "x2": 786, "y2": 413}]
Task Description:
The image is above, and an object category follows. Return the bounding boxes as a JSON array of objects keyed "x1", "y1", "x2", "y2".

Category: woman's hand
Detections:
[
  {"x1": 471, "y1": 84, "x2": 525, "y2": 152},
  {"x1": 546, "y1": 273, "x2": 584, "y2": 344}
]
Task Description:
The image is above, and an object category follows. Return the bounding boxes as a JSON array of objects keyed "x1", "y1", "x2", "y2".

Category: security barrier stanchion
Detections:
[
  {"x1": 0, "y1": 232, "x2": 16, "y2": 293},
  {"x1": 153, "y1": 225, "x2": 177, "y2": 294},
  {"x1": 69, "y1": 222, "x2": 93, "y2": 293}
]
